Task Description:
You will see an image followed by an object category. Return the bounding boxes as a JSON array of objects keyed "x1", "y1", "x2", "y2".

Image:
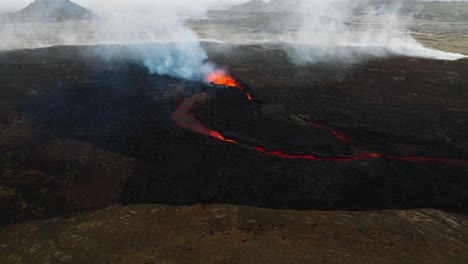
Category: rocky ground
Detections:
[
  {"x1": 410, "y1": 19, "x2": 468, "y2": 55},
  {"x1": 1, "y1": 204, "x2": 467, "y2": 264}
]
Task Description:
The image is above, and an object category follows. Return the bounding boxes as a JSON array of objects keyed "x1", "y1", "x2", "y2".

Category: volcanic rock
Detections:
[{"x1": 0, "y1": 0, "x2": 95, "y2": 23}]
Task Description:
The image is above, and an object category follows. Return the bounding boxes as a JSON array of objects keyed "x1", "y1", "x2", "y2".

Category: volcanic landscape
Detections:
[
  {"x1": 1, "y1": 42, "x2": 468, "y2": 215},
  {"x1": 1, "y1": 0, "x2": 468, "y2": 263}
]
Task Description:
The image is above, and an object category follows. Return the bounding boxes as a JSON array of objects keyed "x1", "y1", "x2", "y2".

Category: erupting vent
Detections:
[
  {"x1": 205, "y1": 70, "x2": 252, "y2": 101},
  {"x1": 172, "y1": 70, "x2": 468, "y2": 167},
  {"x1": 206, "y1": 70, "x2": 240, "y2": 88}
]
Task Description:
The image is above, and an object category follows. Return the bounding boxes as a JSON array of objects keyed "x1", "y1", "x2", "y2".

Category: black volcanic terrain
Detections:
[
  {"x1": 1, "y1": 44, "x2": 468, "y2": 226},
  {"x1": 0, "y1": 0, "x2": 95, "y2": 23}
]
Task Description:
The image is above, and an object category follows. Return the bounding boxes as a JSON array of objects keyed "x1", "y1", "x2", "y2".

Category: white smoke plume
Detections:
[
  {"x1": 286, "y1": 0, "x2": 466, "y2": 63},
  {"x1": 0, "y1": 0, "x2": 233, "y2": 80},
  {"x1": 91, "y1": 6, "x2": 213, "y2": 80}
]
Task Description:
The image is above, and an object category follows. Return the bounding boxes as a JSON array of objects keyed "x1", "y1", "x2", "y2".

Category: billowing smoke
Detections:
[
  {"x1": 0, "y1": 0, "x2": 227, "y2": 80},
  {"x1": 286, "y1": 0, "x2": 466, "y2": 63},
  {"x1": 89, "y1": 6, "x2": 215, "y2": 80}
]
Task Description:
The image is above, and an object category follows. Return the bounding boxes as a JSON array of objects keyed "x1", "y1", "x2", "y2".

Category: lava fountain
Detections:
[
  {"x1": 206, "y1": 70, "x2": 240, "y2": 88},
  {"x1": 205, "y1": 70, "x2": 252, "y2": 101}
]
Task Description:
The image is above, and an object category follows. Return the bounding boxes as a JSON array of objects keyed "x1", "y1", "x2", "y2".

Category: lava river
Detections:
[{"x1": 171, "y1": 71, "x2": 468, "y2": 167}]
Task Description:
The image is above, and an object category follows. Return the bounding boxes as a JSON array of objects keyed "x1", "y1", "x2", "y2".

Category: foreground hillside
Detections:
[{"x1": 1, "y1": 204, "x2": 467, "y2": 264}]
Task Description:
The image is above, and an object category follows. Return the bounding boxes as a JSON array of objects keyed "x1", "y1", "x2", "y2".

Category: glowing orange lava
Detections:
[
  {"x1": 172, "y1": 93, "x2": 239, "y2": 145},
  {"x1": 205, "y1": 70, "x2": 253, "y2": 101},
  {"x1": 206, "y1": 70, "x2": 241, "y2": 88},
  {"x1": 170, "y1": 73, "x2": 468, "y2": 167}
]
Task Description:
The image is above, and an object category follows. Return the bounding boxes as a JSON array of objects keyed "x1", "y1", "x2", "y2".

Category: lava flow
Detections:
[
  {"x1": 172, "y1": 92, "x2": 238, "y2": 145},
  {"x1": 172, "y1": 72, "x2": 468, "y2": 167},
  {"x1": 300, "y1": 118, "x2": 352, "y2": 144}
]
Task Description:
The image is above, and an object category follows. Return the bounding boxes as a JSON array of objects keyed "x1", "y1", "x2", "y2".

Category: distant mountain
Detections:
[
  {"x1": 0, "y1": 0, "x2": 95, "y2": 23},
  {"x1": 229, "y1": 0, "x2": 468, "y2": 22},
  {"x1": 230, "y1": 0, "x2": 267, "y2": 13},
  {"x1": 230, "y1": 0, "x2": 301, "y2": 13},
  {"x1": 267, "y1": 0, "x2": 301, "y2": 11}
]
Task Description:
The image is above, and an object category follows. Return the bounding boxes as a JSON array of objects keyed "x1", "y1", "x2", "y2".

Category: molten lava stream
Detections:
[
  {"x1": 252, "y1": 146, "x2": 320, "y2": 160},
  {"x1": 171, "y1": 71, "x2": 468, "y2": 167},
  {"x1": 172, "y1": 92, "x2": 238, "y2": 144},
  {"x1": 173, "y1": 93, "x2": 468, "y2": 167}
]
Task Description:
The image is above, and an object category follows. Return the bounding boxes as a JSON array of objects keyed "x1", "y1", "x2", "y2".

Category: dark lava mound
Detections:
[{"x1": 1, "y1": 44, "x2": 468, "y2": 224}]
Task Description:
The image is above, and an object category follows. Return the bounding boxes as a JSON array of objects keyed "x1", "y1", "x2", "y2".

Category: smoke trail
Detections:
[{"x1": 286, "y1": 0, "x2": 466, "y2": 63}]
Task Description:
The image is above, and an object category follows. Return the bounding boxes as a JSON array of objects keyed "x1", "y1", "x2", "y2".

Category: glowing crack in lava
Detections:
[
  {"x1": 300, "y1": 118, "x2": 352, "y2": 144},
  {"x1": 172, "y1": 72, "x2": 468, "y2": 167}
]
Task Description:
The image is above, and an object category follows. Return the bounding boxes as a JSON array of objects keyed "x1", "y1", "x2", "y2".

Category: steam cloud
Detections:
[
  {"x1": 285, "y1": 0, "x2": 466, "y2": 63},
  {"x1": 92, "y1": 8, "x2": 215, "y2": 80}
]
